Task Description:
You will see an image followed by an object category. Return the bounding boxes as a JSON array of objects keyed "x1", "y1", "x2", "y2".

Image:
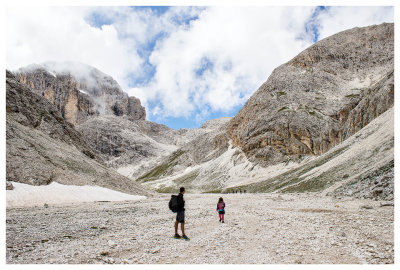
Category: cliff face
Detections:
[
  {"x1": 226, "y1": 23, "x2": 394, "y2": 166},
  {"x1": 6, "y1": 70, "x2": 152, "y2": 196},
  {"x1": 14, "y1": 62, "x2": 146, "y2": 125},
  {"x1": 76, "y1": 115, "x2": 180, "y2": 168}
]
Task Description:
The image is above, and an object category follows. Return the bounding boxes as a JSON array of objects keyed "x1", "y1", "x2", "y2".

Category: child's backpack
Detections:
[
  {"x1": 218, "y1": 202, "x2": 225, "y2": 210},
  {"x1": 169, "y1": 195, "x2": 179, "y2": 213}
]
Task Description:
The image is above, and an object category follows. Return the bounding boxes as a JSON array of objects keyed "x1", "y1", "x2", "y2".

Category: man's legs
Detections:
[
  {"x1": 174, "y1": 220, "x2": 179, "y2": 235},
  {"x1": 181, "y1": 222, "x2": 185, "y2": 236}
]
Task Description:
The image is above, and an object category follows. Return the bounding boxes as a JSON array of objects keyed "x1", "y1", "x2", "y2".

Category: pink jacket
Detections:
[{"x1": 217, "y1": 202, "x2": 225, "y2": 210}]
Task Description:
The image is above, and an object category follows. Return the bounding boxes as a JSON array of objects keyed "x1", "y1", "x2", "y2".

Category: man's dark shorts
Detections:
[{"x1": 176, "y1": 210, "x2": 185, "y2": 223}]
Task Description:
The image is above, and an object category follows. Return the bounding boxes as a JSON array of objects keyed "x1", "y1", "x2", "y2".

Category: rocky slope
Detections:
[
  {"x1": 14, "y1": 62, "x2": 146, "y2": 125},
  {"x1": 230, "y1": 107, "x2": 394, "y2": 199},
  {"x1": 76, "y1": 115, "x2": 179, "y2": 169},
  {"x1": 135, "y1": 23, "x2": 394, "y2": 198},
  {"x1": 227, "y1": 23, "x2": 393, "y2": 166},
  {"x1": 112, "y1": 117, "x2": 232, "y2": 181},
  {"x1": 6, "y1": 71, "x2": 152, "y2": 196},
  {"x1": 12, "y1": 62, "x2": 219, "y2": 177}
]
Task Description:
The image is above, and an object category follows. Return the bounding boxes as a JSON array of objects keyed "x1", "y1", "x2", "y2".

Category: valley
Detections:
[{"x1": 6, "y1": 193, "x2": 394, "y2": 264}]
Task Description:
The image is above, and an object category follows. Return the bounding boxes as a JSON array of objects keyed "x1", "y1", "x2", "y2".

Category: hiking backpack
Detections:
[{"x1": 169, "y1": 195, "x2": 179, "y2": 213}]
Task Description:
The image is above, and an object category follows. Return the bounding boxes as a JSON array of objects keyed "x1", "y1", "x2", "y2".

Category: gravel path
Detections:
[{"x1": 6, "y1": 193, "x2": 394, "y2": 264}]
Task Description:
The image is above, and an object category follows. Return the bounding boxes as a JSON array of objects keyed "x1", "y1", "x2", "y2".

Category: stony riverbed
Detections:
[{"x1": 6, "y1": 193, "x2": 394, "y2": 264}]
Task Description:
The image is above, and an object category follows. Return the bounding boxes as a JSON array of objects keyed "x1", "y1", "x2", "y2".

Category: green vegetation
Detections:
[
  {"x1": 307, "y1": 110, "x2": 323, "y2": 119},
  {"x1": 344, "y1": 160, "x2": 394, "y2": 188},
  {"x1": 203, "y1": 189, "x2": 222, "y2": 194},
  {"x1": 278, "y1": 106, "x2": 289, "y2": 112},
  {"x1": 344, "y1": 94, "x2": 360, "y2": 98},
  {"x1": 173, "y1": 170, "x2": 200, "y2": 185},
  {"x1": 230, "y1": 146, "x2": 349, "y2": 193},
  {"x1": 137, "y1": 150, "x2": 185, "y2": 182},
  {"x1": 156, "y1": 185, "x2": 177, "y2": 193},
  {"x1": 276, "y1": 91, "x2": 287, "y2": 97},
  {"x1": 281, "y1": 177, "x2": 328, "y2": 193},
  {"x1": 280, "y1": 164, "x2": 347, "y2": 193}
]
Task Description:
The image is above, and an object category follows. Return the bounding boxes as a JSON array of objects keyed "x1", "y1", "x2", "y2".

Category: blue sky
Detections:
[{"x1": 6, "y1": 6, "x2": 394, "y2": 130}]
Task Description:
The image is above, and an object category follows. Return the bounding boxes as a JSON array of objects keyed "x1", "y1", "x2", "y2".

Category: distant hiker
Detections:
[
  {"x1": 173, "y1": 187, "x2": 189, "y2": 240},
  {"x1": 217, "y1": 197, "x2": 226, "y2": 223}
]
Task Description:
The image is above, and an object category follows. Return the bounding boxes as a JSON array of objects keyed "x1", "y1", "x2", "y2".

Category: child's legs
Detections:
[
  {"x1": 219, "y1": 213, "x2": 222, "y2": 220},
  {"x1": 221, "y1": 214, "x2": 224, "y2": 221}
]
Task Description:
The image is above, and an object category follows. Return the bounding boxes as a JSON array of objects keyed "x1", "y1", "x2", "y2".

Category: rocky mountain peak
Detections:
[
  {"x1": 13, "y1": 62, "x2": 146, "y2": 125},
  {"x1": 226, "y1": 23, "x2": 394, "y2": 166}
]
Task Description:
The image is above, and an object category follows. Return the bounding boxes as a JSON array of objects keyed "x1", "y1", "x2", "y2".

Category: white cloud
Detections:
[
  {"x1": 6, "y1": 6, "x2": 142, "y2": 90},
  {"x1": 316, "y1": 6, "x2": 394, "y2": 40},
  {"x1": 6, "y1": 6, "x2": 394, "y2": 124},
  {"x1": 138, "y1": 6, "x2": 317, "y2": 120}
]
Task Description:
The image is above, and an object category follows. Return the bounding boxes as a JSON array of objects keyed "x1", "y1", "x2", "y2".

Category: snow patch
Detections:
[
  {"x1": 6, "y1": 182, "x2": 146, "y2": 208},
  {"x1": 46, "y1": 70, "x2": 56, "y2": 77},
  {"x1": 78, "y1": 89, "x2": 88, "y2": 95}
]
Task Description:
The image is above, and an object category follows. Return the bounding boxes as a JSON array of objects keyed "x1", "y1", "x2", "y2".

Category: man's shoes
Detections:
[
  {"x1": 182, "y1": 235, "x2": 190, "y2": 241},
  {"x1": 174, "y1": 234, "x2": 181, "y2": 239}
]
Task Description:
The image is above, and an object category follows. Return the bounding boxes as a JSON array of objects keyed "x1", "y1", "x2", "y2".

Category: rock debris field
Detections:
[{"x1": 6, "y1": 193, "x2": 394, "y2": 264}]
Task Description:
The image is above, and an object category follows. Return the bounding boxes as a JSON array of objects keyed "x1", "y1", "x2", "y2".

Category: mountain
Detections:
[
  {"x1": 136, "y1": 23, "x2": 394, "y2": 198},
  {"x1": 6, "y1": 70, "x2": 152, "y2": 196},
  {"x1": 8, "y1": 23, "x2": 393, "y2": 200},
  {"x1": 227, "y1": 23, "x2": 393, "y2": 166},
  {"x1": 12, "y1": 62, "x2": 227, "y2": 187},
  {"x1": 231, "y1": 106, "x2": 394, "y2": 200},
  {"x1": 14, "y1": 62, "x2": 146, "y2": 125},
  {"x1": 76, "y1": 115, "x2": 179, "y2": 172},
  {"x1": 134, "y1": 117, "x2": 232, "y2": 193}
]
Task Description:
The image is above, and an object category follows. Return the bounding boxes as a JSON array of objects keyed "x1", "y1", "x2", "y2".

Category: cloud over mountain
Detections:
[{"x1": 6, "y1": 6, "x2": 394, "y2": 128}]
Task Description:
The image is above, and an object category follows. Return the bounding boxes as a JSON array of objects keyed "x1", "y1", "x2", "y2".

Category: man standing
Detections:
[{"x1": 174, "y1": 187, "x2": 190, "y2": 240}]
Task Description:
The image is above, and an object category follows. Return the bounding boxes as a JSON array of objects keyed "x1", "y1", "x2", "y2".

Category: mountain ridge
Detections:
[
  {"x1": 134, "y1": 23, "x2": 394, "y2": 198},
  {"x1": 6, "y1": 70, "x2": 153, "y2": 197},
  {"x1": 14, "y1": 61, "x2": 146, "y2": 125}
]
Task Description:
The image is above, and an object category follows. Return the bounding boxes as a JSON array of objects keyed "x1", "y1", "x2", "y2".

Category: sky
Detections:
[{"x1": 5, "y1": 5, "x2": 394, "y2": 129}]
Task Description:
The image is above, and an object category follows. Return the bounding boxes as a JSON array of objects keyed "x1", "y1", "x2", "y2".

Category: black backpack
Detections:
[{"x1": 169, "y1": 195, "x2": 179, "y2": 213}]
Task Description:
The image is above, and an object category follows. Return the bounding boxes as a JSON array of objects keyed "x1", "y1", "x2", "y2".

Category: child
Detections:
[{"x1": 216, "y1": 197, "x2": 226, "y2": 223}]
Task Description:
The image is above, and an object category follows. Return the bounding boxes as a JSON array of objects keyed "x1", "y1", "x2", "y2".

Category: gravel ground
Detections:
[{"x1": 6, "y1": 193, "x2": 394, "y2": 264}]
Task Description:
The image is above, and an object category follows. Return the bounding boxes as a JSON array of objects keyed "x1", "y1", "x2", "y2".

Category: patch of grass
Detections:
[
  {"x1": 232, "y1": 146, "x2": 349, "y2": 193},
  {"x1": 307, "y1": 110, "x2": 323, "y2": 119},
  {"x1": 278, "y1": 106, "x2": 289, "y2": 112},
  {"x1": 155, "y1": 185, "x2": 177, "y2": 193},
  {"x1": 276, "y1": 91, "x2": 287, "y2": 97},
  {"x1": 342, "y1": 160, "x2": 394, "y2": 188},
  {"x1": 344, "y1": 94, "x2": 360, "y2": 98},
  {"x1": 203, "y1": 189, "x2": 222, "y2": 194},
  {"x1": 137, "y1": 150, "x2": 185, "y2": 182},
  {"x1": 281, "y1": 176, "x2": 329, "y2": 193},
  {"x1": 173, "y1": 170, "x2": 200, "y2": 185},
  {"x1": 281, "y1": 161, "x2": 353, "y2": 193}
]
